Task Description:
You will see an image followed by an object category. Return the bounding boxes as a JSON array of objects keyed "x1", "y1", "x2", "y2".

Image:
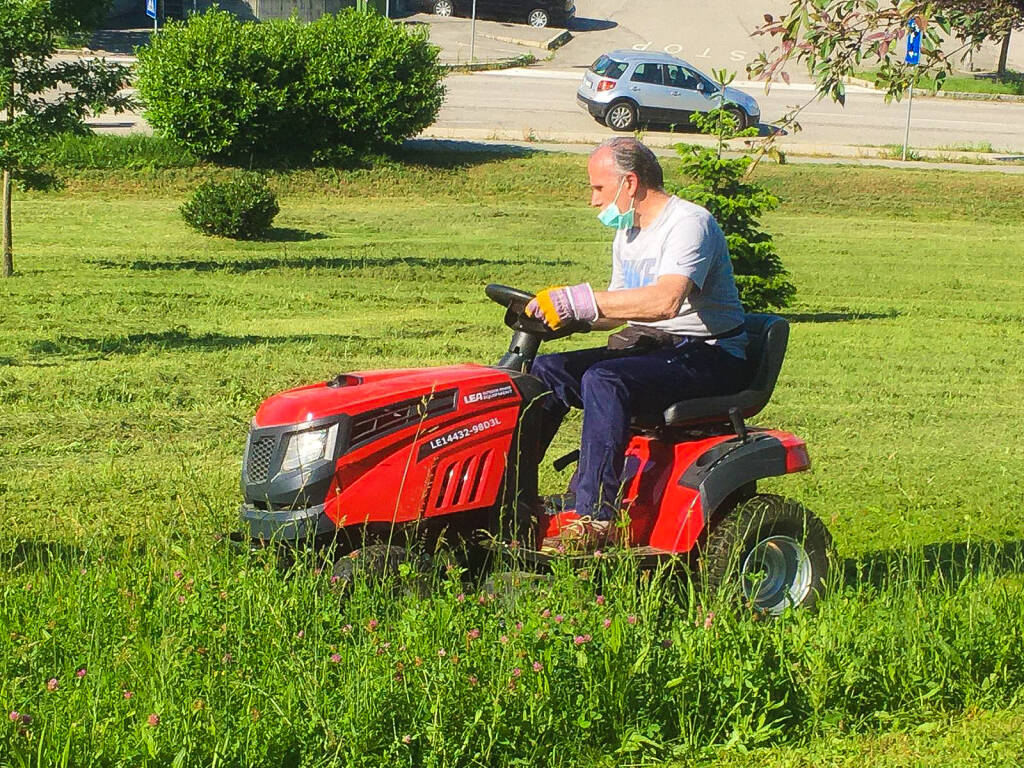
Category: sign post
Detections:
[
  {"x1": 470, "y1": 0, "x2": 478, "y2": 62},
  {"x1": 902, "y1": 20, "x2": 921, "y2": 161},
  {"x1": 145, "y1": 0, "x2": 158, "y2": 33}
]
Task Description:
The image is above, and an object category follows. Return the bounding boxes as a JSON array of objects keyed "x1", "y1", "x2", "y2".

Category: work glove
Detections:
[{"x1": 525, "y1": 283, "x2": 600, "y2": 330}]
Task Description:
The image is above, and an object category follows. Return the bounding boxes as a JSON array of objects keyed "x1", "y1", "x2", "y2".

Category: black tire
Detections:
[
  {"x1": 330, "y1": 545, "x2": 431, "y2": 601},
  {"x1": 701, "y1": 494, "x2": 831, "y2": 614},
  {"x1": 432, "y1": 0, "x2": 453, "y2": 16},
  {"x1": 527, "y1": 8, "x2": 549, "y2": 27},
  {"x1": 725, "y1": 105, "x2": 747, "y2": 130},
  {"x1": 604, "y1": 100, "x2": 637, "y2": 132}
]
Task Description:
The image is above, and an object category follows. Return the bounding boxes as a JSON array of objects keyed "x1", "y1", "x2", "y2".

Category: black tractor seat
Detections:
[{"x1": 633, "y1": 314, "x2": 790, "y2": 430}]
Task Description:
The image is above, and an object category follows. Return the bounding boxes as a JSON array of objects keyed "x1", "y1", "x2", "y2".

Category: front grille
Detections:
[
  {"x1": 349, "y1": 389, "x2": 458, "y2": 450},
  {"x1": 247, "y1": 436, "x2": 276, "y2": 483}
]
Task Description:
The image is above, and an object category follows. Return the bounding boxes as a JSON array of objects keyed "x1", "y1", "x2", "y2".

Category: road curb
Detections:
[
  {"x1": 481, "y1": 28, "x2": 571, "y2": 51},
  {"x1": 445, "y1": 53, "x2": 536, "y2": 72},
  {"x1": 921, "y1": 89, "x2": 1024, "y2": 102}
]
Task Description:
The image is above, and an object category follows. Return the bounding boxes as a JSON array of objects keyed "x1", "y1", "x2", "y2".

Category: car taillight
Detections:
[{"x1": 597, "y1": 79, "x2": 616, "y2": 92}]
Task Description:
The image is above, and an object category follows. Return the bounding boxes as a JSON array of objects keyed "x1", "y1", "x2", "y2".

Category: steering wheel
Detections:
[
  {"x1": 485, "y1": 283, "x2": 534, "y2": 314},
  {"x1": 485, "y1": 283, "x2": 590, "y2": 339}
]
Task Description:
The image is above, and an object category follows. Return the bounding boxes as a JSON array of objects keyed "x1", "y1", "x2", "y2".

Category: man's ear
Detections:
[{"x1": 625, "y1": 172, "x2": 641, "y2": 196}]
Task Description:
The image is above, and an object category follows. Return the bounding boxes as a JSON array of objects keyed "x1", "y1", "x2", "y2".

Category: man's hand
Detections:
[{"x1": 525, "y1": 284, "x2": 600, "y2": 330}]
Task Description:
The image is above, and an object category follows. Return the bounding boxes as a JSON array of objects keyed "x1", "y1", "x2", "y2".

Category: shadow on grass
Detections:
[
  {"x1": 262, "y1": 227, "x2": 329, "y2": 243},
  {"x1": 783, "y1": 310, "x2": 901, "y2": 323},
  {"x1": 200, "y1": 140, "x2": 542, "y2": 173},
  {"x1": 398, "y1": 139, "x2": 542, "y2": 165},
  {"x1": 843, "y1": 539, "x2": 1024, "y2": 588},
  {"x1": 2, "y1": 539, "x2": 91, "y2": 570},
  {"x1": 22, "y1": 326, "x2": 464, "y2": 359},
  {"x1": 91, "y1": 253, "x2": 574, "y2": 273},
  {"x1": 25, "y1": 329, "x2": 356, "y2": 358}
]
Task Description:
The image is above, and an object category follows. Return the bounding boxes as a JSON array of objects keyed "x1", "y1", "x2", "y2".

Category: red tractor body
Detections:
[{"x1": 239, "y1": 285, "x2": 831, "y2": 612}]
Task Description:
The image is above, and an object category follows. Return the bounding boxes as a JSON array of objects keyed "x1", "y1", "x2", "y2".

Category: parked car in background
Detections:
[
  {"x1": 576, "y1": 51, "x2": 761, "y2": 132},
  {"x1": 425, "y1": 0, "x2": 574, "y2": 28}
]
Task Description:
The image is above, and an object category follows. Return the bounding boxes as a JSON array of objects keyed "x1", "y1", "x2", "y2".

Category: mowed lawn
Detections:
[
  {"x1": 2, "y1": 155, "x2": 1022, "y2": 553},
  {"x1": 1, "y1": 151, "x2": 1024, "y2": 767}
]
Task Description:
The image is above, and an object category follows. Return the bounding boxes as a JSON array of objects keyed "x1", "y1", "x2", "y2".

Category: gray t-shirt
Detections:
[{"x1": 609, "y1": 196, "x2": 747, "y2": 359}]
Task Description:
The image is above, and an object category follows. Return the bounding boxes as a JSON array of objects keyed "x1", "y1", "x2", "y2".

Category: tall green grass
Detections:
[
  {"x1": 3, "y1": 540, "x2": 1023, "y2": 766},
  {"x1": 2, "y1": 148, "x2": 1024, "y2": 765}
]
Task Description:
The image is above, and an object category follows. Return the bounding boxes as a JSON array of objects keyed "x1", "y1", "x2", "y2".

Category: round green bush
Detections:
[
  {"x1": 135, "y1": 8, "x2": 445, "y2": 163},
  {"x1": 181, "y1": 175, "x2": 280, "y2": 239}
]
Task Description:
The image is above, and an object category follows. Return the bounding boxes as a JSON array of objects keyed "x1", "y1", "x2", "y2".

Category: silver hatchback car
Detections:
[{"x1": 577, "y1": 50, "x2": 761, "y2": 132}]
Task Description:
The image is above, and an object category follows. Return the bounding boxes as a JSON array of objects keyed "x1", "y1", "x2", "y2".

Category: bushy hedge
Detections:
[
  {"x1": 181, "y1": 175, "x2": 279, "y2": 239},
  {"x1": 135, "y1": 9, "x2": 445, "y2": 163}
]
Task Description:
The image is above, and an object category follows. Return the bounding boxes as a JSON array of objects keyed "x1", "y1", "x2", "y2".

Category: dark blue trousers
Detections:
[{"x1": 531, "y1": 340, "x2": 750, "y2": 520}]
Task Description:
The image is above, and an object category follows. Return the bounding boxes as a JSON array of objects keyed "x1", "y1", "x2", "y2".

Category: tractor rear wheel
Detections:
[{"x1": 700, "y1": 494, "x2": 831, "y2": 614}]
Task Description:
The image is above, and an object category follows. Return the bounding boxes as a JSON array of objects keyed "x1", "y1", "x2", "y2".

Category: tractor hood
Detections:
[{"x1": 252, "y1": 364, "x2": 516, "y2": 428}]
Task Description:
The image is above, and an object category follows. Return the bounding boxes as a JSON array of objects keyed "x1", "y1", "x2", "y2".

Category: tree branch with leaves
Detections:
[{"x1": 750, "y1": 1, "x2": 1022, "y2": 105}]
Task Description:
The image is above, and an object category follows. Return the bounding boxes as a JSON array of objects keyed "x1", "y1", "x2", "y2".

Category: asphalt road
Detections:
[{"x1": 428, "y1": 68, "x2": 1024, "y2": 153}]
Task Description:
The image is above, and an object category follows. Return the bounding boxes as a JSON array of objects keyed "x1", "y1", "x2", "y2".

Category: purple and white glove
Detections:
[{"x1": 525, "y1": 283, "x2": 600, "y2": 330}]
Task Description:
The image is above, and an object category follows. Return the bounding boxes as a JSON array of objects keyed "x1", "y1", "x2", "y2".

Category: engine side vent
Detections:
[
  {"x1": 247, "y1": 436, "x2": 276, "y2": 483},
  {"x1": 431, "y1": 450, "x2": 493, "y2": 512},
  {"x1": 349, "y1": 389, "x2": 457, "y2": 451}
]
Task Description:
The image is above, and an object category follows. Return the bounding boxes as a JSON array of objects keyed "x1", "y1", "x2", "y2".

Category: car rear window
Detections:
[{"x1": 590, "y1": 55, "x2": 627, "y2": 80}]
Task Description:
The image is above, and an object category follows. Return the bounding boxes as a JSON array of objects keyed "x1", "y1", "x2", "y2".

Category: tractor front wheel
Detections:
[
  {"x1": 330, "y1": 545, "x2": 432, "y2": 602},
  {"x1": 701, "y1": 494, "x2": 831, "y2": 614}
]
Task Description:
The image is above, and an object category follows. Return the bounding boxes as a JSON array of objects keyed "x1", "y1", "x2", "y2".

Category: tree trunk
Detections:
[
  {"x1": 1, "y1": 169, "x2": 12, "y2": 278},
  {"x1": 997, "y1": 30, "x2": 1011, "y2": 78}
]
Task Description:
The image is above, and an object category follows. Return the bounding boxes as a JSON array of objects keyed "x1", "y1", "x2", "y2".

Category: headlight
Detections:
[{"x1": 279, "y1": 424, "x2": 339, "y2": 473}]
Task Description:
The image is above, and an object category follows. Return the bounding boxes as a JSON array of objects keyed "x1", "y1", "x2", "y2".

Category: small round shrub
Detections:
[{"x1": 181, "y1": 175, "x2": 279, "y2": 239}]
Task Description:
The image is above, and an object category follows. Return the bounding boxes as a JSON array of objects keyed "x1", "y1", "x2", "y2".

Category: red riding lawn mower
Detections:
[{"x1": 238, "y1": 285, "x2": 832, "y2": 613}]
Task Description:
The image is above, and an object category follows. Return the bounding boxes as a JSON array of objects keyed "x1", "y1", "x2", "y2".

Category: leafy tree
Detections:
[
  {"x1": 667, "y1": 73, "x2": 795, "y2": 312},
  {"x1": 937, "y1": 0, "x2": 1023, "y2": 76},
  {"x1": 0, "y1": 0, "x2": 132, "y2": 278},
  {"x1": 750, "y1": 1, "x2": 1022, "y2": 104}
]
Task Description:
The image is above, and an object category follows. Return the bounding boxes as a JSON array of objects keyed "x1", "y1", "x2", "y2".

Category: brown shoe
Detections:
[{"x1": 541, "y1": 514, "x2": 619, "y2": 555}]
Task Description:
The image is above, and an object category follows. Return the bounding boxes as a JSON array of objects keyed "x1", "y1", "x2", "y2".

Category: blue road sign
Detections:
[
  {"x1": 905, "y1": 21, "x2": 921, "y2": 66},
  {"x1": 145, "y1": 0, "x2": 157, "y2": 19}
]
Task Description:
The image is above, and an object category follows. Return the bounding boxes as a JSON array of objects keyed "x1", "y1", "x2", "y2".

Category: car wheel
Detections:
[
  {"x1": 604, "y1": 100, "x2": 637, "y2": 131},
  {"x1": 527, "y1": 8, "x2": 549, "y2": 27},
  {"x1": 432, "y1": 0, "x2": 453, "y2": 16},
  {"x1": 700, "y1": 494, "x2": 831, "y2": 614},
  {"x1": 725, "y1": 105, "x2": 747, "y2": 130}
]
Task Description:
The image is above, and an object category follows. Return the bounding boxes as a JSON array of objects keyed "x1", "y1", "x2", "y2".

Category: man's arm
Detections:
[{"x1": 594, "y1": 274, "x2": 694, "y2": 323}]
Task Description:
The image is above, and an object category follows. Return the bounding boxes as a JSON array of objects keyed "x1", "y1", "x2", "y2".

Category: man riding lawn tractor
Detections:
[{"x1": 238, "y1": 137, "x2": 831, "y2": 614}]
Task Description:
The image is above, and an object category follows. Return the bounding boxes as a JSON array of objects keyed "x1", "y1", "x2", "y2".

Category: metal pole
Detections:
[
  {"x1": 901, "y1": 74, "x2": 915, "y2": 161},
  {"x1": 385, "y1": 0, "x2": 390, "y2": 18},
  {"x1": 470, "y1": 0, "x2": 477, "y2": 62}
]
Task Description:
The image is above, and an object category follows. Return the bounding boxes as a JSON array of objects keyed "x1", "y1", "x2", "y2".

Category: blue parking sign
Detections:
[
  {"x1": 905, "y1": 20, "x2": 921, "y2": 66},
  {"x1": 145, "y1": 0, "x2": 157, "y2": 19}
]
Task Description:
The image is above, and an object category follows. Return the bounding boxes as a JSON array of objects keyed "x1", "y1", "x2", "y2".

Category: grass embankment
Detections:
[
  {"x1": 2, "y1": 143, "x2": 1023, "y2": 766},
  {"x1": 856, "y1": 69, "x2": 1024, "y2": 96}
]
